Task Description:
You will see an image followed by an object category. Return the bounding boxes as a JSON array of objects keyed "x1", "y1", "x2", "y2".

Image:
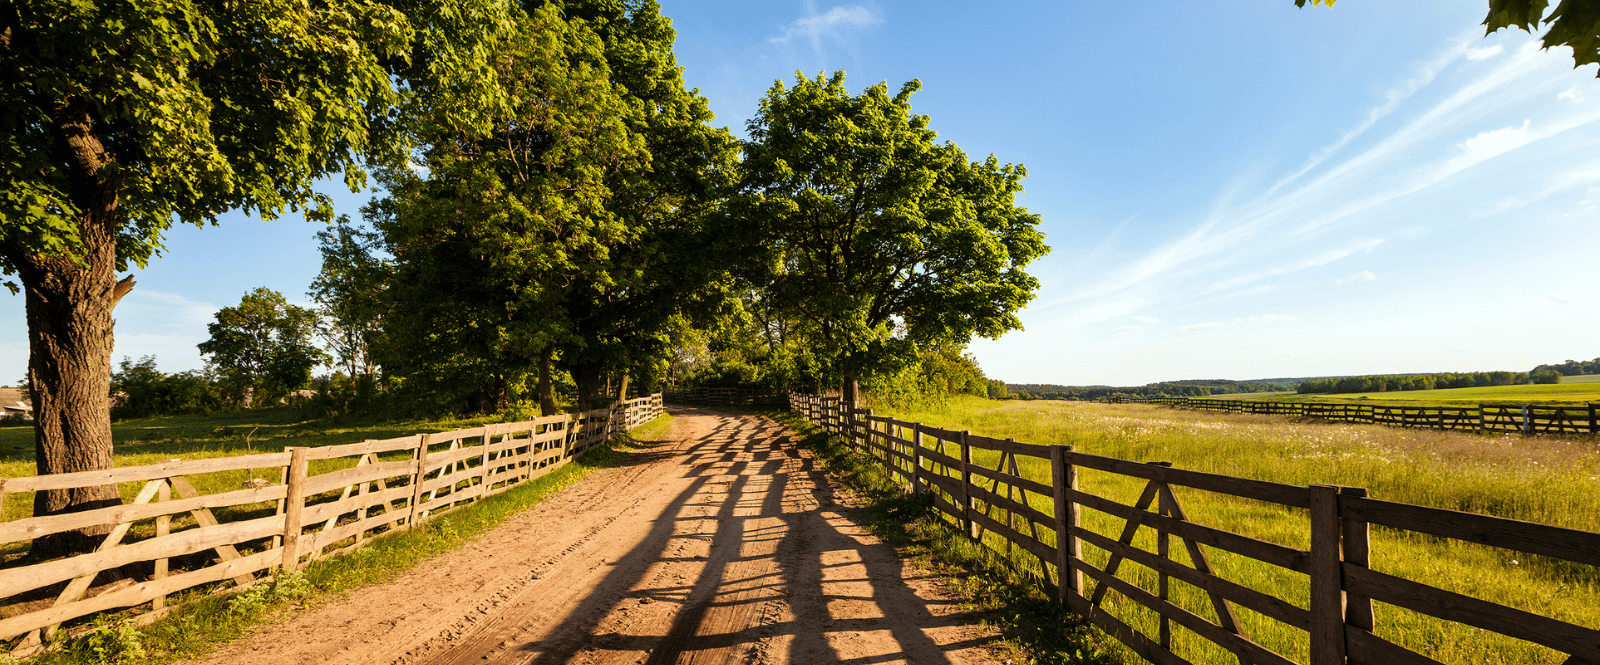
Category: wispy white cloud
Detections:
[
  {"x1": 1133, "y1": 315, "x2": 1160, "y2": 324},
  {"x1": 1175, "y1": 322, "x2": 1228, "y2": 333},
  {"x1": 1246, "y1": 314, "x2": 1298, "y2": 323},
  {"x1": 1202, "y1": 238, "x2": 1383, "y2": 294},
  {"x1": 1466, "y1": 44, "x2": 1503, "y2": 61},
  {"x1": 1113, "y1": 325, "x2": 1140, "y2": 334},
  {"x1": 1336, "y1": 271, "x2": 1377, "y2": 285},
  {"x1": 768, "y1": 4, "x2": 883, "y2": 54},
  {"x1": 1047, "y1": 31, "x2": 1600, "y2": 327},
  {"x1": 1559, "y1": 87, "x2": 1584, "y2": 102}
]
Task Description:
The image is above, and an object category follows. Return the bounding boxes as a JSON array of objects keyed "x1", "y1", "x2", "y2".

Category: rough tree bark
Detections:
[
  {"x1": 537, "y1": 347, "x2": 557, "y2": 416},
  {"x1": 9, "y1": 103, "x2": 132, "y2": 559},
  {"x1": 572, "y1": 363, "x2": 604, "y2": 410},
  {"x1": 842, "y1": 378, "x2": 861, "y2": 411}
]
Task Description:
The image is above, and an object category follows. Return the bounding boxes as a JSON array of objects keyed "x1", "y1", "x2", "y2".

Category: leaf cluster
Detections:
[
  {"x1": 721, "y1": 71, "x2": 1049, "y2": 387},
  {"x1": 0, "y1": 0, "x2": 514, "y2": 281},
  {"x1": 197, "y1": 287, "x2": 330, "y2": 404}
]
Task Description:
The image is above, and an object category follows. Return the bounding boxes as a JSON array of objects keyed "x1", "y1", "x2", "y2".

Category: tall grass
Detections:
[{"x1": 871, "y1": 396, "x2": 1600, "y2": 665}]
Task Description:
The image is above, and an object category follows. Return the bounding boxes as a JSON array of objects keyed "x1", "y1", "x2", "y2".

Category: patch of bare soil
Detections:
[{"x1": 180, "y1": 408, "x2": 1004, "y2": 664}]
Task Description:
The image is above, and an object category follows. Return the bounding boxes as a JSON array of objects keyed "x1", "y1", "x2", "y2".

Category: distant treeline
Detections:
[
  {"x1": 1296, "y1": 371, "x2": 1557, "y2": 394},
  {"x1": 1533, "y1": 357, "x2": 1600, "y2": 376},
  {"x1": 1008, "y1": 379, "x2": 1293, "y2": 401}
]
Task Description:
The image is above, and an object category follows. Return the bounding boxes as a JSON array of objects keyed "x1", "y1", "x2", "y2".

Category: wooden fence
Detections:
[
  {"x1": 1132, "y1": 396, "x2": 1600, "y2": 435},
  {"x1": 663, "y1": 386, "x2": 790, "y2": 406},
  {"x1": 0, "y1": 393, "x2": 663, "y2": 655},
  {"x1": 788, "y1": 393, "x2": 1600, "y2": 665}
]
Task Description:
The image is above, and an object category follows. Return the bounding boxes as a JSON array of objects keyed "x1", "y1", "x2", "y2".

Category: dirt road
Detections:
[{"x1": 182, "y1": 408, "x2": 1003, "y2": 665}]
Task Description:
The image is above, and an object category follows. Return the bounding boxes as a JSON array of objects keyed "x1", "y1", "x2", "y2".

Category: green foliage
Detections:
[
  {"x1": 1530, "y1": 368, "x2": 1563, "y2": 384},
  {"x1": 1533, "y1": 357, "x2": 1600, "y2": 376},
  {"x1": 1296, "y1": 371, "x2": 1537, "y2": 394},
  {"x1": 198, "y1": 288, "x2": 329, "y2": 406},
  {"x1": 1020, "y1": 379, "x2": 1294, "y2": 401},
  {"x1": 309, "y1": 217, "x2": 389, "y2": 380},
  {"x1": 864, "y1": 344, "x2": 990, "y2": 408},
  {"x1": 110, "y1": 355, "x2": 224, "y2": 420},
  {"x1": 722, "y1": 71, "x2": 1049, "y2": 390},
  {"x1": 375, "y1": 1, "x2": 645, "y2": 413},
  {"x1": 69, "y1": 620, "x2": 145, "y2": 664},
  {"x1": 986, "y1": 378, "x2": 1013, "y2": 400},
  {"x1": 374, "y1": 0, "x2": 737, "y2": 412},
  {"x1": 0, "y1": 0, "x2": 512, "y2": 283}
]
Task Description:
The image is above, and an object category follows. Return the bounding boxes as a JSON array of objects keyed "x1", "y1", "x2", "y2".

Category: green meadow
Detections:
[
  {"x1": 872, "y1": 396, "x2": 1600, "y2": 665},
  {"x1": 1213, "y1": 380, "x2": 1600, "y2": 406}
]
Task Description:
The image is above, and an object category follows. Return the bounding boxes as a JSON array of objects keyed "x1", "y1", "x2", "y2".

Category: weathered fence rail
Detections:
[
  {"x1": 0, "y1": 393, "x2": 662, "y2": 655},
  {"x1": 1133, "y1": 396, "x2": 1600, "y2": 435},
  {"x1": 662, "y1": 386, "x2": 790, "y2": 406},
  {"x1": 788, "y1": 393, "x2": 1600, "y2": 665}
]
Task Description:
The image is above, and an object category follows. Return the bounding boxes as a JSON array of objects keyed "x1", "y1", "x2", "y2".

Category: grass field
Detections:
[
  {"x1": 1211, "y1": 380, "x2": 1600, "y2": 406},
  {"x1": 872, "y1": 396, "x2": 1600, "y2": 665}
]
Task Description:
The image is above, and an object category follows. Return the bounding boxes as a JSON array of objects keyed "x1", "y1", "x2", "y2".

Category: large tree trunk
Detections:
[
  {"x1": 537, "y1": 347, "x2": 557, "y2": 416},
  {"x1": 572, "y1": 363, "x2": 604, "y2": 411},
  {"x1": 12, "y1": 122, "x2": 131, "y2": 558},
  {"x1": 842, "y1": 378, "x2": 862, "y2": 411},
  {"x1": 615, "y1": 374, "x2": 629, "y2": 404}
]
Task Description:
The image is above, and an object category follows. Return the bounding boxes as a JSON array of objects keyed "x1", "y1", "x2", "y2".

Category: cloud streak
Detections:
[{"x1": 768, "y1": 4, "x2": 882, "y2": 58}]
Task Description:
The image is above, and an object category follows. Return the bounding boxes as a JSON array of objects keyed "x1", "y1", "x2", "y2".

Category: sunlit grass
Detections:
[
  {"x1": 1213, "y1": 382, "x2": 1600, "y2": 406},
  {"x1": 866, "y1": 396, "x2": 1600, "y2": 665}
]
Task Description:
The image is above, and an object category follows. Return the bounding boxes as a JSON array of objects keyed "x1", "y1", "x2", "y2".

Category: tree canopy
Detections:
[
  {"x1": 0, "y1": 0, "x2": 511, "y2": 549},
  {"x1": 722, "y1": 71, "x2": 1049, "y2": 403},
  {"x1": 199, "y1": 288, "x2": 328, "y2": 406}
]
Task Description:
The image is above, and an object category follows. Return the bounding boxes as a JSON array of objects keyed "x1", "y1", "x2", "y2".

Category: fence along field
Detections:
[
  {"x1": 0, "y1": 394, "x2": 662, "y2": 657},
  {"x1": 789, "y1": 393, "x2": 1600, "y2": 665},
  {"x1": 1133, "y1": 396, "x2": 1600, "y2": 436}
]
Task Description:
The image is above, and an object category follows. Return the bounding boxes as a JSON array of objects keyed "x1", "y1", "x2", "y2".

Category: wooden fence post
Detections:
[
  {"x1": 280, "y1": 447, "x2": 309, "y2": 572},
  {"x1": 1477, "y1": 405, "x2": 1487, "y2": 433},
  {"x1": 478, "y1": 428, "x2": 493, "y2": 492},
  {"x1": 911, "y1": 423, "x2": 925, "y2": 496},
  {"x1": 1051, "y1": 444, "x2": 1083, "y2": 612},
  {"x1": 960, "y1": 430, "x2": 974, "y2": 539},
  {"x1": 864, "y1": 409, "x2": 875, "y2": 458},
  {"x1": 1590, "y1": 402, "x2": 1598, "y2": 434},
  {"x1": 1521, "y1": 405, "x2": 1532, "y2": 435},
  {"x1": 1341, "y1": 486, "x2": 1374, "y2": 636},
  {"x1": 1309, "y1": 484, "x2": 1346, "y2": 665},
  {"x1": 406, "y1": 434, "x2": 429, "y2": 527}
]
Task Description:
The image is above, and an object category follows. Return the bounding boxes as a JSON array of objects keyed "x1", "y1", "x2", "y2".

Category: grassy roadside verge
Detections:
[
  {"x1": 756, "y1": 408, "x2": 1115, "y2": 665},
  {"x1": 22, "y1": 413, "x2": 676, "y2": 665}
]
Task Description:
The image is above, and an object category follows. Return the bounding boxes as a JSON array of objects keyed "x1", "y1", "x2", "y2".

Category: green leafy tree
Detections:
[
  {"x1": 198, "y1": 288, "x2": 329, "y2": 408},
  {"x1": 724, "y1": 71, "x2": 1049, "y2": 408},
  {"x1": 377, "y1": 0, "x2": 737, "y2": 414},
  {"x1": 309, "y1": 217, "x2": 390, "y2": 380},
  {"x1": 539, "y1": 0, "x2": 740, "y2": 408},
  {"x1": 375, "y1": 2, "x2": 647, "y2": 415},
  {"x1": 110, "y1": 356, "x2": 223, "y2": 420},
  {"x1": 0, "y1": 0, "x2": 510, "y2": 552}
]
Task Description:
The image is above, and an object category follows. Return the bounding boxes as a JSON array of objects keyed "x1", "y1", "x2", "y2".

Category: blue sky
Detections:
[{"x1": 5, "y1": 0, "x2": 1600, "y2": 387}]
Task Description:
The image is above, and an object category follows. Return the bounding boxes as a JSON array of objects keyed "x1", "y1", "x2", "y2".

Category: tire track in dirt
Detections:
[{"x1": 180, "y1": 408, "x2": 1004, "y2": 665}]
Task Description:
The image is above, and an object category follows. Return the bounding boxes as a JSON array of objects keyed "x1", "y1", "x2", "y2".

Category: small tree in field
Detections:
[
  {"x1": 199, "y1": 288, "x2": 328, "y2": 408},
  {"x1": 725, "y1": 71, "x2": 1049, "y2": 408}
]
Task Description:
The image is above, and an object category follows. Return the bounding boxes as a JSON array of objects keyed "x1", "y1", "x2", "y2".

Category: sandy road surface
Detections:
[{"x1": 182, "y1": 408, "x2": 1002, "y2": 665}]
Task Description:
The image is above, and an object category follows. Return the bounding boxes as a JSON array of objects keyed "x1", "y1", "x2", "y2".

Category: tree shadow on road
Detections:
[{"x1": 500, "y1": 407, "x2": 1003, "y2": 665}]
